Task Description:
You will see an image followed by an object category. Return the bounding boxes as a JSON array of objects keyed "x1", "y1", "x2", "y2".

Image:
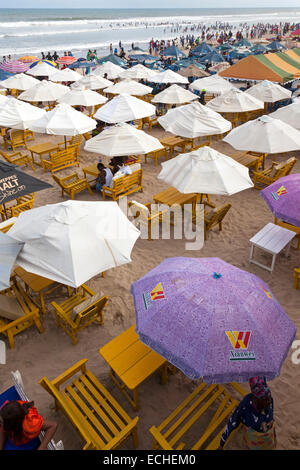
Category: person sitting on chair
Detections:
[
  {"x1": 95, "y1": 162, "x2": 113, "y2": 191},
  {"x1": 0, "y1": 400, "x2": 57, "y2": 450}
]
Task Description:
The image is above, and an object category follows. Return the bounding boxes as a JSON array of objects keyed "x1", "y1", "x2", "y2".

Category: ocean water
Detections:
[{"x1": 0, "y1": 7, "x2": 300, "y2": 59}]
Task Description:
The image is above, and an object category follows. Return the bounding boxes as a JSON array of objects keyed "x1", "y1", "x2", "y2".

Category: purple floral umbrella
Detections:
[
  {"x1": 131, "y1": 257, "x2": 296, "y2": 383},
  {"x1": 261, "y1": 174, "x2": 300, "y2": 227}
]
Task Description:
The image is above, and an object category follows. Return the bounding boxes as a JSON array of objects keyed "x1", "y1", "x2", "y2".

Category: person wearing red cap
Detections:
[{"x1": 219, "y1": 376, "x2": 276, "y2": 450}]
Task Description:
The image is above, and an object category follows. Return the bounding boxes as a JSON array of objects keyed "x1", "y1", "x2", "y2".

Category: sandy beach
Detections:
[{"x1": 0, "y1": 126, "x2": 299, "y2": 450}]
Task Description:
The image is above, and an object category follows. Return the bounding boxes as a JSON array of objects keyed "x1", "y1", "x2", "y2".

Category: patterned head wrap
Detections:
[{"x1": 249, "y1": 376, "x2": 271, "y2": 398}]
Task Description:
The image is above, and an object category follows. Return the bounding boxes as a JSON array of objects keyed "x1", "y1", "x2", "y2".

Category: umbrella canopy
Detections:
[
  {"x1": 292, "y1": 28, "x2": 300, "y2": 36},
  {"x1": 9, "y1": 200, "x2": 140, "y2": 288},
  {"x1": 158, "y1": 101, "x2": 232, "y2": 138},
  {"x1": 216, "y1": 43, "x2": 234, "y2": 52},
  {"x1": 151, "y1": 84, "x2": 198, "y2": 104},
  {"x1": 178, "y1": 65, "x2": 209, "y2": 78},
  {"x1": 206, "y1": 88, "x2": 264, "y2": 113},
  {"x1": 245, "y1": 80, "x2": 292, "y2": 103},
  {"x1": 0, "y1": 73, "x2": 39, "y2": 91},
  {"x1": 18, "y1": 56, "x2": 39, "y2": 64},
  {"x1": 0, "y1": 70, "x2": 14, "y2": 81},
  {"x1": 199, "y1": 51, "x2": 225, "y2": 64},
  {"x1": 261, "y1": 174, "x2": 300, "y2": 227},
  {"x1": 103, "y1": 79, "x2": 153, "y2": 96},
  {"x1": 84, "y1": 122, "x2": 163, "y2": 156},
  {"x1": 267, "y1": 41, "x2": 287, "y2": 51},
  {"x1": 119, "y1": 64, "x2": 157, "y2": 81},
  {"x1": 0, "y1": 161, "x2": 52, "y2": 204},
  {"x1": 70, "y1": 74, "x2": 113, "y2": 90},
  {"x1": 29, "y1": 60, "x2": 56, "y2": 68},
  {"x1": 158, "y1": 146, "x2": 253, "y2": 195},
  {"x1": 0, "y1": 98, "x2": 46, "y2": 130},
  {"x1": 0, "y1": 95, "x2": 9, "y2": 105},
  {"x1": 0, "y1": 61, "x2": 29, "y2": 74},
  {"x1": 18, "y1": 80, "x2": 69, "y2": 102},
  {"x1": 269, "y1": 100, "x2": 300, "y2": 129},
  {"x1": 131, "y1": 257, "x2": 296, "y2": 383},
  {"x1": 49, "y1": 68, "x2": 82, "y2": 82},
  {"x1": 192, "y1": 43, "x2": 215, "y2": 56},
  {"x1": 27, "y1": 62, "x2": 58, "y2": 77},
  {"x1": 94, "y1": 62, "x2": 124, "y2": 80},
  {"x1": 56, "y1": 56, "x2": 77, "y2": 65},
  {"x1": 0, "y1": 231, "x2": 24, "y2": 291},
  {"x1": 94, "y1": 93, "x2": 156, "y2": 124},
  {"x1": 235, "y1": 38, "x2": 252, "y2": 47},
  {"x1": 224, "y1": 115, "x2": 300, "y2": 153},
  {"x1": 58, "y1": 87, "x2": 107, "y2": 106},
  {"x1": 97, "y1": 54, "x2": 127, "y2": 67},
  {"x1": 29, "y1": 103, "x2": 96, "y2": 136},
  {"x1": 69, "y1": 60, "x2": 98, "y2": 69},
  {"x1": 162, "y1": 46, "x2": 186, "y2": 59},
  {"x1": 150, "y1": 70, "x2": 189, "y2": 85},
  {"x1": 189, "y1": 75, "x2": 234, "y2": 94}
]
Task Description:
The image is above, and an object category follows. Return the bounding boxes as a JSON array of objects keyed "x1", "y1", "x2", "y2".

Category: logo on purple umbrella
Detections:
[
  {"x1": 271, "y1": 185, "x2": 288, "y2": 201},
  {"x1": 226, "y1": 331, "x2": 256, "y2": 361},
  {"x1": 143, "y1": 282, "x2": 166, "y2": 310}
]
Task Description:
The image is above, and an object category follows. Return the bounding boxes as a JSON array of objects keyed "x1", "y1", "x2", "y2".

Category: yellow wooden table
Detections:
[
  {"x1": 14, "y1": 266, "x2": 70, "y2": 315},
  {"x1": 231, "y1": 151, "x2": 265, "y2": 172},
  {"x1": 159, "y1": 136, "x2": 189, "y2": 158},
  {"x1": 82, "y1": 163, "x2": 99, "y2": 183},
  {"x1": 28, "y1": 142, "x2": 59, "y2": 166},
  {"x1": 153, "y1": 187, "x2": 198, "y2": 208},
  {"x1": 99, "y1": 325, "x2": 168, "y2": 411}
]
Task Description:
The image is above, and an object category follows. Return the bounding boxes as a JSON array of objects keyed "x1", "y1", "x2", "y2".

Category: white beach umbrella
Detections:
[
  {"x1": 94, "y1": 62, "x2": 124, "y2": 80},
  {"x1": 245, "y1": 80, "x2": 292, "y2": 103},
  {"x1": 152, "y1": 84, "x2": 198, "y2": 104},
  {"x1": 70, "y1": 74, "x2": 113, "y2": 90},
  {"x1": 94, "y1": 93, "x2": 156, "y2": 124},
  {"x1": 158, "y1": 102, "x2": 232, "y2": 138},
  {"x1": 223, "y1": 115, "x2": 300, "y2": 153},
  {"x1": 84, "y1": 122, "x2": 163, "y2": 156},
  {"x1": 58, "y1": 87, "x2": 107, "y2": 106},
  {"x1": 18, "y1": 80, "x2": 69, "y2": 102},
  {"x1": 206, "y1": 88, "x2": 264, "y2": 113},
  {"x1": 119, "y1": 64, "x2": 157, "y2": 81},
  {"x1": 269, "y1": 100, "x2": 300, "y2": 130},
  {"x1": 0, "y1": 98, "x2": 46, "y2": 130},
  {"x1": 29, "y1": 102, "x2": 96, "y2": 136},
  {"x1": 49, "y1": 68, "x2": 82, "y2": 82},
  {"x1": 150, "y1": 69, "x2": 189, "y2": 84},
  {"x1": 189, "y1": 75, "x2": 234, "y2": 94},
  {"x1": 27, "y1": 62, "x2": 58, "y2": 77},
  {"x1": 0, "y1": 94, "x2": 9, "y2": 105},
  {"x1": 103, "y1": 79, "x2": 152, "y2": 96},
  {"x1": 8, "y1": 200, "x2": 140, "y2": 288},
  {"x1": 158, "y1": 146, "x2": 253, "y2": 195},
  {"x1": 0, "y1": 73, "x2": 39, "y2": 91}
]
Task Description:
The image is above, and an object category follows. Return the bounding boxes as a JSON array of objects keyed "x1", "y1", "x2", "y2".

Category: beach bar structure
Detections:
[{"x1": 220, "y1": 48, "x2": 300, "y2": 83}]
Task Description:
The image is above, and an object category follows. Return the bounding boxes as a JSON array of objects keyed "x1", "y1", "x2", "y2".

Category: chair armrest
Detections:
[
  {"x1": 103, "y1": 417, "x2": 139, "y2": 450},
  {"x1": 80, "y1": 284, "x2": 95, "y2": 297},
  {"x1": 203, "y1": 201, "x2": 216, "y2": 209},
  {"x1": 50, "y1": 359, "x2": 89, "y2": 388},
  {"x1": 10, "y1": 151, "x2": 23, "y2": 157},
  {"x1": 0, "y1": 311, "x2": 38, "y2": 333},
  {"x1": 60, "y1": 173, "x2": 80, "y2": 184}
]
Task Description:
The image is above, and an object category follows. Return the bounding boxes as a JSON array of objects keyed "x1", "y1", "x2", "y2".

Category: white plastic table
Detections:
[{"x1": 249, "y1": 223, "x2": 295, "y2": 273}]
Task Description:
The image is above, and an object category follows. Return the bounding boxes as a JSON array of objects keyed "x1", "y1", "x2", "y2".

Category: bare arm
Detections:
[{"x1": 37, "y1": 420, "x2": 58, "y2": 450}]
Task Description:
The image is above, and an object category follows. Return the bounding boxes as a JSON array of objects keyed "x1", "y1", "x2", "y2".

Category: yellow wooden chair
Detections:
[
  {"x1": 203, "y1": 202, "x2": 232, "y2": 240},
  {"x1": 102, "y1": 169, "x2": 143, "y2": 201},
  {"x1": 150, "y1": 381, "x2": 247, "y2": 450},
  {"x1": 142, "y1": 115, "x2": 160, "y2": 132},
  {"x1": 133, "y1": 119, "x2": 143, "y2": 130},
  {"x1": 51, "y1": 284, "x2": 108, "y2": 344},
  {"x1": 24, "y1": 129, "x2": 35, "y2": 143},
  {"x1": 39, "y1": 359, "x2": 139, "y2": 450},
  {"x1": 0, "y1": 278, "x2": 44, "y2": 349},
  {"x1": 0, "y1": 149, "x2": 35, "y2": 170},
  {"x1": 0, "y1": 217, "x2": 17, "y2": 233},
  {"x1": 253, "y1": 157, "x2": 296, "y2": 189},
  {"x1": 294, "y1": 268, "x2": 300, "y2": 289},
  {"x1": 3, "y1": 130, "x2": 28, "y2": 152},
  {"x1": 128, "y1": 201, "x2": 169, "y2": 240},
  {"x1": 5, "y1": 193, "x2": 35, "y2": 218},
  {"x1": 52, "y1": 173, "x2": 93, "y2": 200},
  {"x1": 144, "y1": 147, "x2": 168, "y2": 166},
  {"x1": 41, "y1": 145, "x2": 80, "y2": 173},
  {"x1": 57, "y1": 134, "x2": 82, "y2": 151}
]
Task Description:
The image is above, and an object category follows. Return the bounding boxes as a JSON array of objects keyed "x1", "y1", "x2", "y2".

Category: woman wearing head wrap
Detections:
[{"x1": 219, "y1": 376, "x2": 276, "y2": 450}]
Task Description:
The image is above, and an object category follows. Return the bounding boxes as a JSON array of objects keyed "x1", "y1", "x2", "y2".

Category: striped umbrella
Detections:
[
  {"x1": 0, "y1": 61, "x2": 29, "y2": 73},
  {"x1": 29, "y1": 59, "x2": 56, "y2": 69},
  {"x1": 56, "y1": 56, "x2": 77, "y2": 65},
  {"x1": 18, "y1": 56, "x2": 39, "y2": 64}
]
